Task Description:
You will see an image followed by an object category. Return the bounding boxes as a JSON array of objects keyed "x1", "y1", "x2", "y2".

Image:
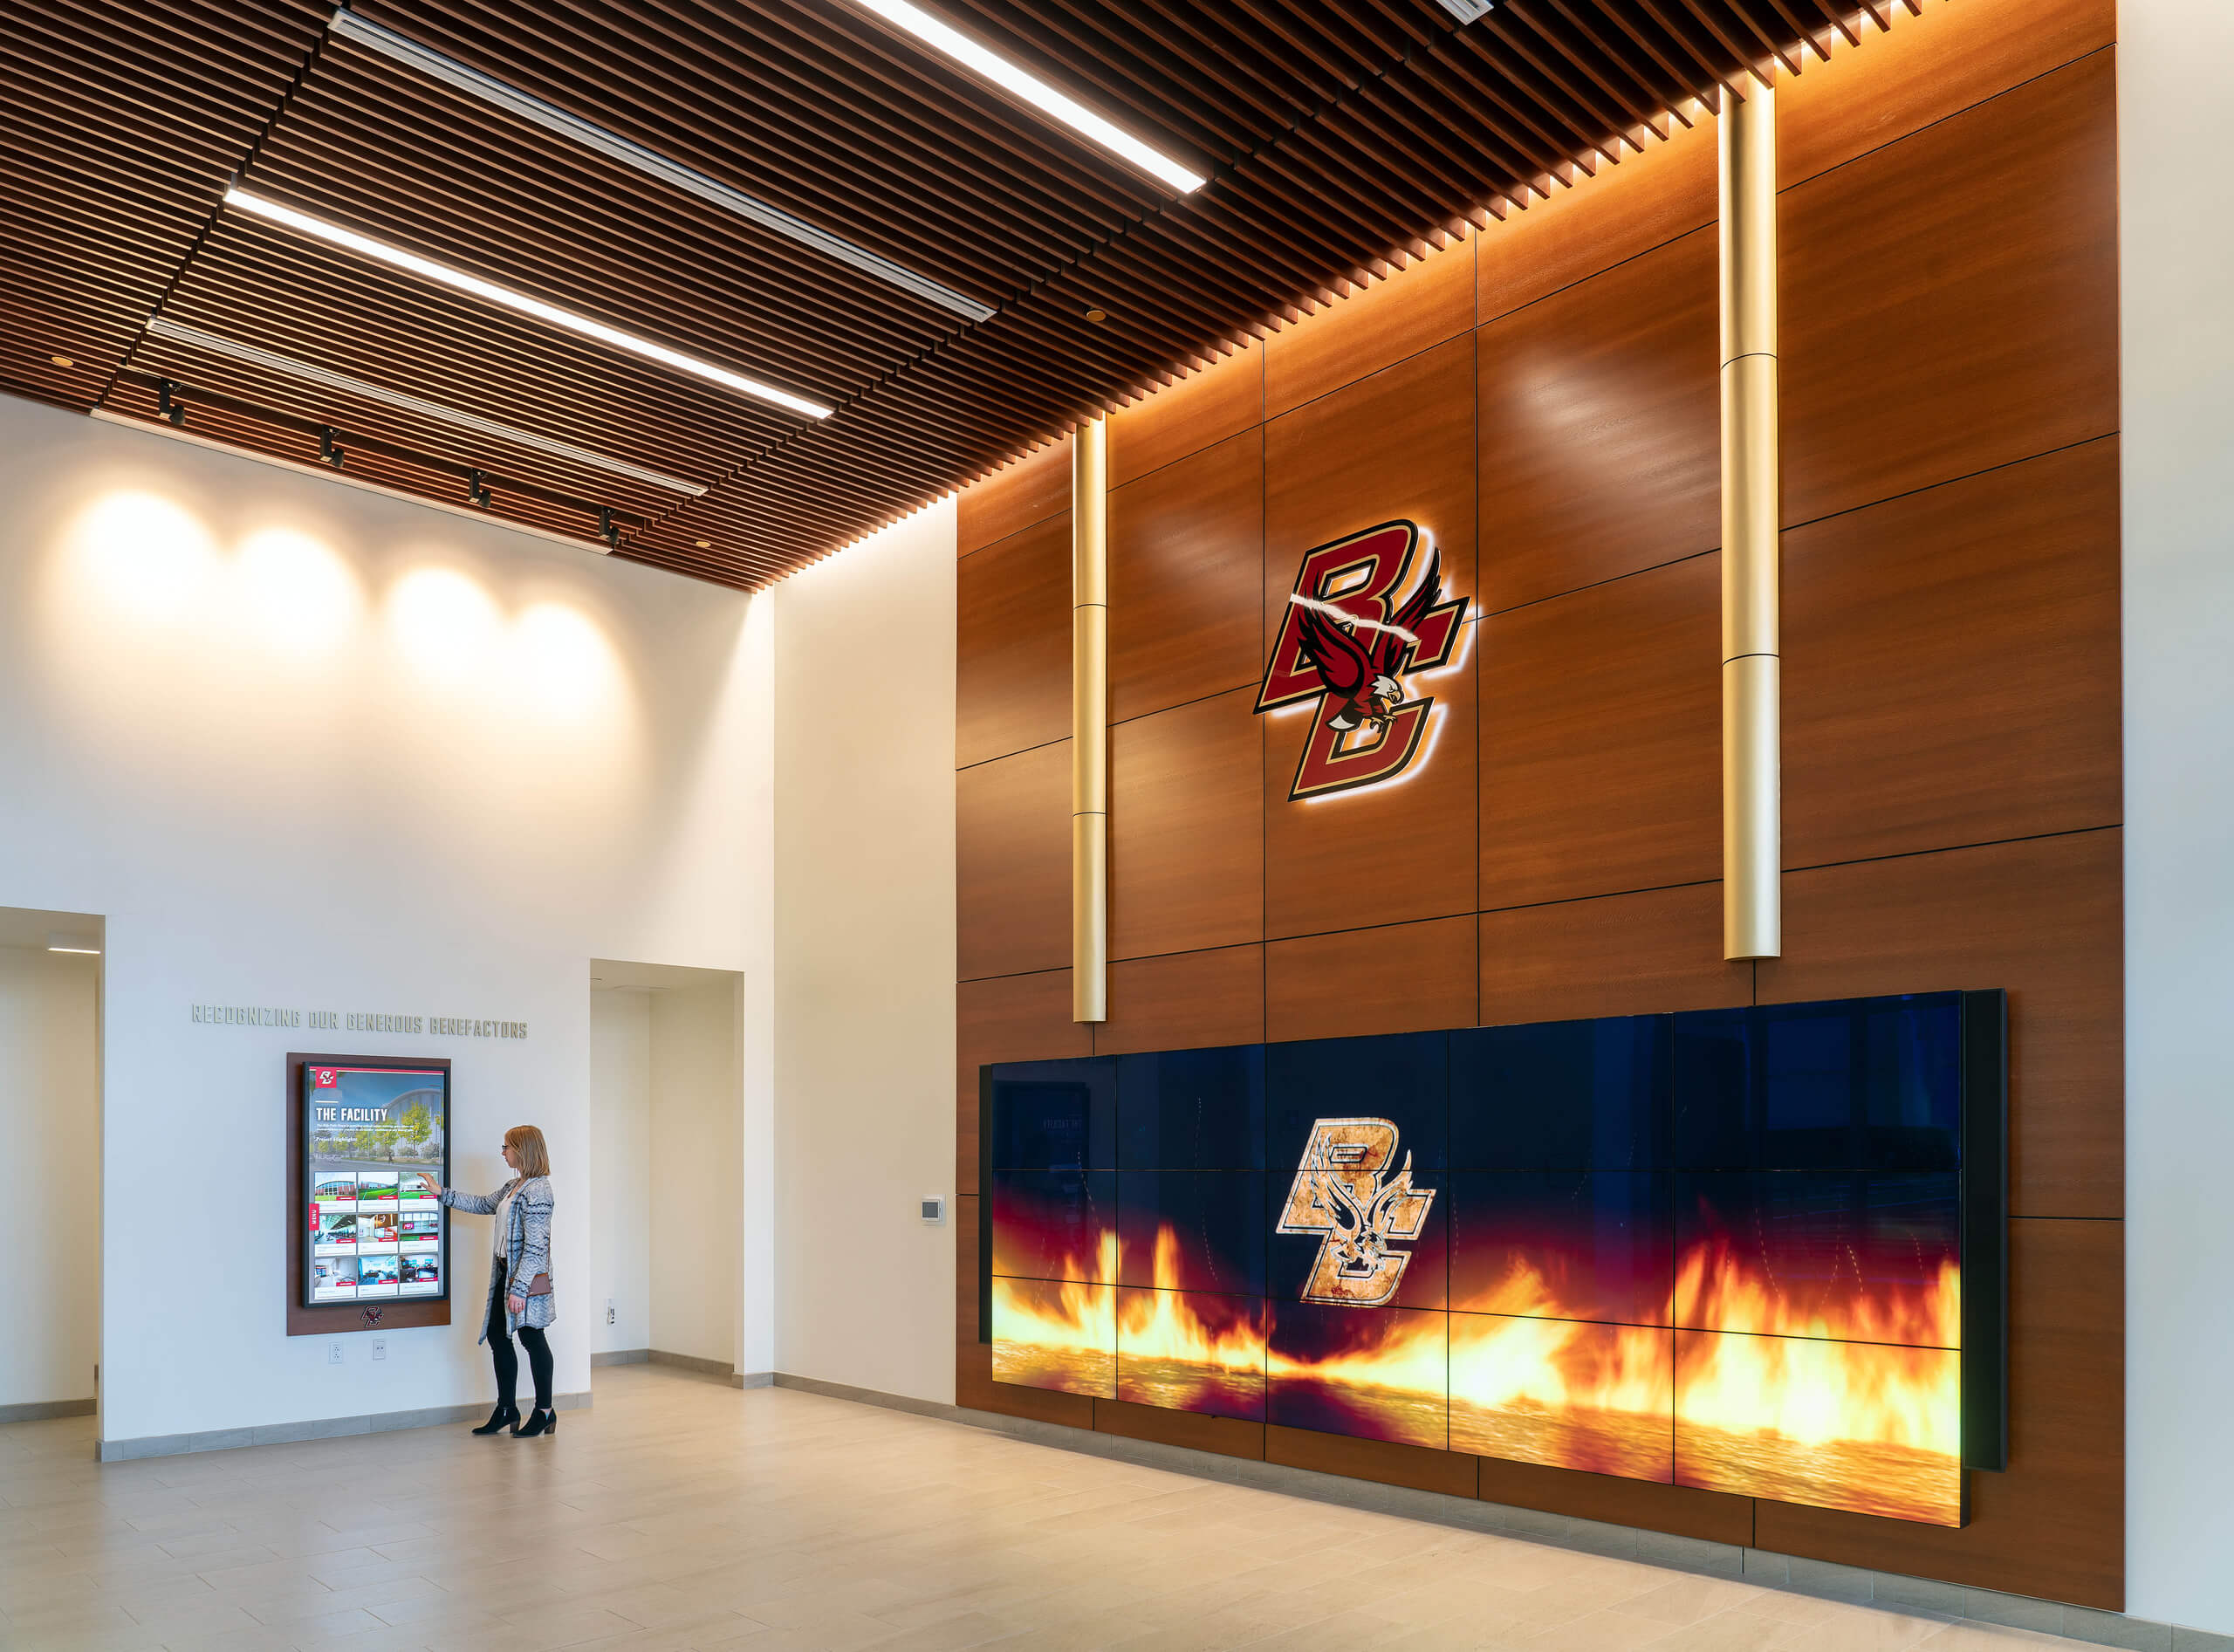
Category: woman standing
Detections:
[{"x1": 439, "y1": 1126, "x2": 558, "y2": 1438}]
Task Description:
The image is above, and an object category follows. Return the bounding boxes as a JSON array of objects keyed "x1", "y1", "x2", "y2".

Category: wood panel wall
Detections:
[{"x1": 952, "y1": 0, "x2": 2121, "y2": 1610}]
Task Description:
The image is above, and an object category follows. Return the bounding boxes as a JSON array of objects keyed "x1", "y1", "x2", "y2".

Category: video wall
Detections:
[
  {"x1": 302, "y1": 1062, "x2": 449, "y2": 1306},
  {"x1": 985, "y1": 991, "x2": 2004, "y2": 1528}
]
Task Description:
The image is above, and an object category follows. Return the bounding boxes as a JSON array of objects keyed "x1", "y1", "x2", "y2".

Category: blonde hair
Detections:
[{"x1": 504, "y1": 1125, "x2": 552, "y2": 1178}]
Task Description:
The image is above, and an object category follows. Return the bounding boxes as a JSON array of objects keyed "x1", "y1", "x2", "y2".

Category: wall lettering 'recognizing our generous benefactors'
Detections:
[{"x1": 188, "y1": 1004, "x2": 528, "y2": 1038}]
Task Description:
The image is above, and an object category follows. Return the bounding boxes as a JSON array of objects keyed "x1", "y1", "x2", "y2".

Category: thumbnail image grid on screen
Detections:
[
  {"x1": 984, "y1": 992, "x2": 2000, "y2": 1529},
  {"x1": 304, "y1": 1064, "x2": 449, "y2": 1307}
]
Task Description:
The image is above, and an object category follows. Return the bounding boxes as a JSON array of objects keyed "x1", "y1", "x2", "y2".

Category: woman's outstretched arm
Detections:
[{"x1": 440, "y1": 1182, "x2": 506, "y2": 1215}]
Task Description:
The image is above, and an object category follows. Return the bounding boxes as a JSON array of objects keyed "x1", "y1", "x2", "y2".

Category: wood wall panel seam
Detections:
[
  {"x1": 1776, "y1": 38, "x2": 2117, "y2": 198},
  {"x1": 1780, "y1": 823, "x2": 2124, "y2": 881},
  {"x1": 955, "y1": 736, "x2": 1071, "y2": 777},
  {"x1": 1775, "y1": 431, "x2": 2121, "y2": 540}
]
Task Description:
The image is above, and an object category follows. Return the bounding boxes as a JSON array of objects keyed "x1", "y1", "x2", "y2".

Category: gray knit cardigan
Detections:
[{"x1": 441, "y1": 1175, "x2": 555, "y2": 1341}]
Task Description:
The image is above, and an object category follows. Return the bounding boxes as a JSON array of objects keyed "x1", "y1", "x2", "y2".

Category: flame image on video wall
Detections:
[{"x1": 986, "y1": 993, "x2": 2000, "y2": 1528}]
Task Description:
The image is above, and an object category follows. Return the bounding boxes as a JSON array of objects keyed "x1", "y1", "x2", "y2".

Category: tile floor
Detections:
[{"x1": 0, "y1": 1367, "x2": 2107, "y2": 1651}]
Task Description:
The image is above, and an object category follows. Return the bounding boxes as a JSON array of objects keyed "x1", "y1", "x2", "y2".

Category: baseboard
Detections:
[
  {"x1": 591, "y1": 1348, "x2": 650, "y2": 1367},
  {"x1": 755, "y1": 1375, "x2": 2202, "y2": 1652},
  {"x1": 731, "y1": 1370, "x2": 774, "y2": 1388},
  {"x1": 94, "y1": 1389, "x2": 592, "y2": 1463},
  {"x1": 0, "y1": 1397, "x2": 96, "y2": 1423},
  {"x1": 772, "y1": 1372, "x2": 954, "y2": 1420},
  {"x1": 647, "y1": 1348, "x2": 733, "y2": 1378}
]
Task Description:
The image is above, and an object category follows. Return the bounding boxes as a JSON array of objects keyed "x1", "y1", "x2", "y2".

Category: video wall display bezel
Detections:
[
  {"x1": 980, "y1": 991, "x2": 2008, "y2": 1530},
  {"x1": 286, "y1": 1052, "x2": 453, "y2": 1335}
]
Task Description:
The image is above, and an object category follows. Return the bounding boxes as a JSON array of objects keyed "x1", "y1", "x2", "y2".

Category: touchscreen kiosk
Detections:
[{"x1": 301, "y1": 1061, "x2": 450, "y2": 1308}]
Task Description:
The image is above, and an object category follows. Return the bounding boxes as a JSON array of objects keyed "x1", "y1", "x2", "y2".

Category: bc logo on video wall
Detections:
[{"x1": 983, "y1": 992, "x2": 2007, "y2": 1528}]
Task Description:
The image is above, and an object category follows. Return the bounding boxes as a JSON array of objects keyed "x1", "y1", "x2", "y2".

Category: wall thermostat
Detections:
[{"x1": 920, "y1": 1196, "x2": 945, "y2": 1225}]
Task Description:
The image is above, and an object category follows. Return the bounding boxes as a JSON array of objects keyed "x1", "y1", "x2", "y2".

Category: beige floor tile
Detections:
[
  {"x1": 1766, "y1": 1604, "x2": 1958, "y2": 1652},
  {"x1": 1611, "y1": 1576, "x2": 1769, "y2": 1627},
  {"x1": 1910, "y1": 1626, "x2": 2081, "y2": 1649},
  {"x1": 0, "y1": 1370, "x2": 2121, "y2": 1652}
]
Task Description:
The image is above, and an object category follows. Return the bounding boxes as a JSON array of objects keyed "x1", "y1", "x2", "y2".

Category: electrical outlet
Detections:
[
  {"x1": 371, "y1": 1339, "x2": 387, "y2": 1361},
  {"x1": 606, "y1": 1296, "x2": 615, "y2": 1326},
  {"x1": 327, "y1": 1341, "x2": 344, "y2": 1365}
]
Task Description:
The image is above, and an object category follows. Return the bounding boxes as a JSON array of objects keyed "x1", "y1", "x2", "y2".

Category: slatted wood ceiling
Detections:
[{"x1": 1, "y1": 1, "x2": 1902, "y2": 588}]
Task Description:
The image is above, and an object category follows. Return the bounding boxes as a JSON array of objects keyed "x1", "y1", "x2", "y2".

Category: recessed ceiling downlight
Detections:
[
  {"x1": 855, "y1": 0, "x2": 1206, "y2": 193},
  {"x1": 222, "y1": 187, "x2": 835, "y2": 420}
]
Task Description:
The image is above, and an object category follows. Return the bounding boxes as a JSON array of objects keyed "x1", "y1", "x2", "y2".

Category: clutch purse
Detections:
[{"x1": 523, "y1": 1272, "x2": 552, "y2": 1297}]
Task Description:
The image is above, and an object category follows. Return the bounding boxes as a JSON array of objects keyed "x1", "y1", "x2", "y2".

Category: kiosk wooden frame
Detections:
[{"x1": 285, "y1": 1051, "x2": 454, "y2": 1336}]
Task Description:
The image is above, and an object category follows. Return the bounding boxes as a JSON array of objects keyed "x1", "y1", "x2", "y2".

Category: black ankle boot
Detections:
[
  {"x1": 471, "y1": 1402, "x2": 520, "y2": 1436},
  {"x1": 512, "y1": 1407, "x2": 555, "y2": 1438}
]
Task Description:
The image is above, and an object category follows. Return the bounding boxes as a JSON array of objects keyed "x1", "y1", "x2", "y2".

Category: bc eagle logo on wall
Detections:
[{"x1": 1255, "y1": 520, "x2": 1468, "y2": 800}]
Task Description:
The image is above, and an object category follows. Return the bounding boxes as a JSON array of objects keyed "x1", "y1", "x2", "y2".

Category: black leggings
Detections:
[{"x1": 487, "y1": 1287, "x2": 552, "y2": 1412}]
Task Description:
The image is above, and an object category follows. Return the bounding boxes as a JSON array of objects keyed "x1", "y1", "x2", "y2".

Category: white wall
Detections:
[
  {"x1": 0, "y1": 394, "x2": 763, "y2": 1444},
  {"x1": 2122, "y1": 0, "x2": 2234, "y2": 1637},
  {"x1": 0, "y1": 946, "x2": 101, "y2": 1408},
  {"x1": 771, "y1": 500, "x2": 958, "y2": 1402},
  {"x1": 649, "y1": 979, "x2": 741, "y2": 1365},
  {"x1": 589, "y1": 988, "x2": 652, "y2": 1354}
]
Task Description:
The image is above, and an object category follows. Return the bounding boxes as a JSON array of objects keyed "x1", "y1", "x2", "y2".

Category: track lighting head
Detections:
[
  {"x1": 158, "y1": 380, "x2": 185, "y2": 427},
  {"x1": 467, "y1": 469, "x2": 492, "y2": 509},
  {"x1": 319, "y1": 427, "x2": 346, "y2": 470}
]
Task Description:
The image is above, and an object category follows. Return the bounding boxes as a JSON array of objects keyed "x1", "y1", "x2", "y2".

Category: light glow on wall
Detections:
[
  {"x1": 387, "y1": 566, "x2": 504, "y2": 685},
  {"x1": 235, "y1": 528, "x2": 365, "y2": 659},
  {"x1": 63, "y1": 491, "x2": 220, "y2": 623},
  {"x1": 514, "y1": 600, "x2": 625, "y2": 719}
]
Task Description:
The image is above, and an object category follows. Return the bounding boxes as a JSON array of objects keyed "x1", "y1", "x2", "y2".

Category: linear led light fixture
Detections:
[
  {"x1": 223, "y1": 187, "x2": 835, "y2": 420},
  {"x1": 142, "y1": 316, "x2": 705, "y2": 495},
  {"x1": 854, "y1": 0, "x2": 1206, "y2": 194},
  {"x1": 326, "y1": 8, "x2": 995, "y2": 326},
  {"x1": 45, "y1": 932, "x2": 101, "y2": 956}
]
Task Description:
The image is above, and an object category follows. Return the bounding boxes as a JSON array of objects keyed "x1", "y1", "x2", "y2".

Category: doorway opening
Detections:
[
  {"x1": 589, "y1": 960, "x2": 742, "y2": 1380},
  {"x1": 0, "y1": 905, "x2": 103, "y2": 1424}
]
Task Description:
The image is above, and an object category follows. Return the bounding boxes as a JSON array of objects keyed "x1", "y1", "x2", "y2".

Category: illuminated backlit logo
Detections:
[
  {"x1": 1256, "y1": 520, "x2": 1467, "y2": 801},
  {"x1": 1277, "y1": 1118, "x2": 1436, "y2": 1306}
]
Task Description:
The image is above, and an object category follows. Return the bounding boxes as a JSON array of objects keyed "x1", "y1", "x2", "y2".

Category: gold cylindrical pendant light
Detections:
[
  {"x1": 1719, "y1": 75, "x2": 1782, "y2": 961},
  {"x1": 1072, "y1": 419, "x2": 1109, "y2": 1022}
]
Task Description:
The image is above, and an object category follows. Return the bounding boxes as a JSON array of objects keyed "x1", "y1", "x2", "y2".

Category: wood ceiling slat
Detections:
[
  {"x1": 295, "y1": 49, "x2": 965, "y2": 340},
  {"x1": 249, "y1": 93, "x2": 945, "y2": 387},
  {"x1": 2, "y1": 0, "x2": 1888, "y2": 586},
  {"x1": 167, "y1": 230, "x2": 784, "y2": 458},
  {"x1": 366, "y1": 0, "x2": 1095, "y2": 285}
]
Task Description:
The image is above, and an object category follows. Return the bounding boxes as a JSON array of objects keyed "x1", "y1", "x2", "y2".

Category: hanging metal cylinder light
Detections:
[
  {"x1": 1072, "y1": 419, "x2": 1110, "y2": 1022},
  {"x1": 1719, "y1": 74, "x2": 1782, "y2": 962}
]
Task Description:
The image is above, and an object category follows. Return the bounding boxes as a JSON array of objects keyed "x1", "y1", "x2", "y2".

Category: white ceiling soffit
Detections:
[
  {"x1": 588, "y1": 958, "x2": 742, "y2": 992},
  {"x1": 327, "y1": 7, "x2": 998, "y2": 325},
  {"x1": 0, "y1": 906, "x2": 105, "y2": 951}
]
